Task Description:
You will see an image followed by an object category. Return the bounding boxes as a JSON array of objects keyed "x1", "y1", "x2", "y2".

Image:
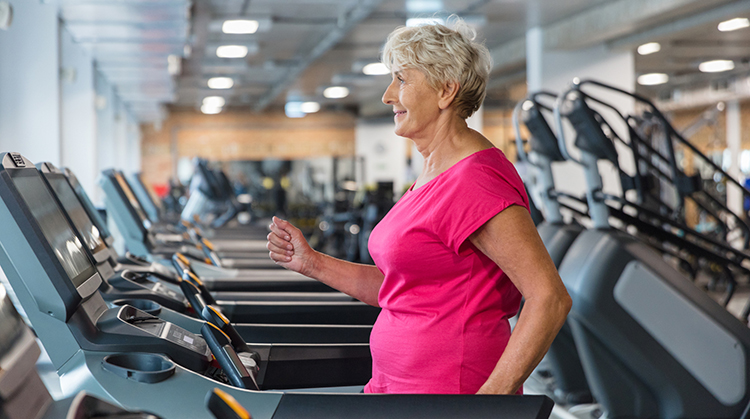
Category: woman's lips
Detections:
[{"x1": 395, "y1": 110, "x2": 406, "y2": 118}]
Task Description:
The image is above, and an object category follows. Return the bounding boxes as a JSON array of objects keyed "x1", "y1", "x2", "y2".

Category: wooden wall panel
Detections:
[{"x1": 140, "y1": 109, "x2": 356, "y2": 188}]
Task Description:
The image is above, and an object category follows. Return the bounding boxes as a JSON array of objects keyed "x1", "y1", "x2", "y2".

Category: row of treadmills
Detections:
[{"x1": 0, "y1": 153, "x2": 553, "y2": 418}]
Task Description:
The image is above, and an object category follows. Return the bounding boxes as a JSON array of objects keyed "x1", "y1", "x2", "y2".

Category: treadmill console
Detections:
[{"x1": 118, "y1": 305, "x2": 207, "y2": 354}]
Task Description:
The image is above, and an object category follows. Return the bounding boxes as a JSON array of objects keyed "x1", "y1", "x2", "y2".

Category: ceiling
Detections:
[{"x1": 57, "y1": 0, "x2": 750, "y2": 122}]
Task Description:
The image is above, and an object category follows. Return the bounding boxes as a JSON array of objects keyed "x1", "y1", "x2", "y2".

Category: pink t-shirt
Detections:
[{"x1": 364, "y1": 147, "x2": 528, "y2": 394}]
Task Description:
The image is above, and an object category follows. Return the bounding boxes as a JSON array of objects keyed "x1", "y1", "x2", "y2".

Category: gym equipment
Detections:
[
  {"x1": 100, "y1": 168, "x2": 280, "y2": 271},
  {"x1": 513, "y1": 93, "x2": 589, "y2": 405},
  {"x1": 44, "y1": 163, "x2": 379, "y2": 330},
  {"x1": 0, "y1": 151, "x2": 554, "y2": 419},
  {"x1": 551, "y1": 80, "x2": 750, "y2": 418}
]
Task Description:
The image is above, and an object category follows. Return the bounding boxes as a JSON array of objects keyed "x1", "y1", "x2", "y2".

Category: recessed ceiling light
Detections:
[
  {"x1": 222, "y1": 20, "x2": 259, "y2": 34},
  {"x1": 406, "y1": 0, "x2": 443, "y2": 13},
  {"x1": 323, "y1": 86, "x2": 349, "y2": 99},
  {"x1": 207, "y1": 77, "x2": 234, "y2": 89},
  {"x1": 363, "y1": 63, "x2": 389, "y2": 75},
  {"x1": 699, "y1": 59, "x2": 735, "y2": 73},
  {"x1": 201, "y1": 104, "x2": 222, "y2": 114},
  {"x1": 718, "y1": 17, "x2": 750, "y2": 32},
  {"x1": 285, "y1": 102, "x2": 305, "y2": 118},
  {"x1": 637, "y1": 73, "x2": 669, "y2": 86},
  {"x1": 216, "y1": 45, "x2": 248, "y2": 58},
  {"x1": 301, "y1": 102, "x2": 321, "y2": 113},
  {"x1": 406, "y1": 17, "x2": 444, "y2": 27},
  {"x1": 203, "y1": 96, "x2": 225, "y2": 108},
  {"x1": 637, "y1": 42, "x2": 661, "y2": 56}
]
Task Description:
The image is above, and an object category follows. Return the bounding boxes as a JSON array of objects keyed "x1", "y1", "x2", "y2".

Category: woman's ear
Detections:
[{"x1": 438, "y1": 80, "x2": 460, "y2": 110}]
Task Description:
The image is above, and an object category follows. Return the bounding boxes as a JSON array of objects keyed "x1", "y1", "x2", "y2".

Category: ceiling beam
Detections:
[{"x1": 253, "y1": 0, "x2": 384, "y2": 112}]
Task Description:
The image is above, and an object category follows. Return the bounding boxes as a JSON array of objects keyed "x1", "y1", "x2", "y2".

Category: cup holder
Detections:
[
  {"x1": 102, "y1": 353, "x2": 175, "y2": 384},
  {"x1": 112, "y1": 299, "x2": 162, "y2": 316}
]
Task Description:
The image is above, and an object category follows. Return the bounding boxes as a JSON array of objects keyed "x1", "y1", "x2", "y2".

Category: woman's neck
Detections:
[{"x1": 411, "y1": 114, "x2": 493, "y2": 190}]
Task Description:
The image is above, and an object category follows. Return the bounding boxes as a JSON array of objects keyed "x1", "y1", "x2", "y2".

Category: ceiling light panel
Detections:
[
  {"x1": 637, "y1": 42, "x2": 661, "y2": 55},
  {"x1": 203, "y1": 96, "x2": 226, "y2": 107},
  {"x1": 208, "y1": 43, "x2": 258, "y2": 57},
  {"x1": 216, "y1": 45, "x2": 248, "y2": 58},
  {"x1": 223, "y1": 20, "x2": 259, "y2": 34},
  {"x1": 637, "y1": 73, "x2": 669, "y2": 86},
  {"x1": 363, "y1": 63, "x2": 389, "y2": 75},
  {"x1": 201, "y1": 103, "x2": 222, "y2": 114},
  {"x1": 323, "y1": 86, "x2": 349, "y2": 99},
  {"x1": 208, "y1": 17, "x2": 272, "y2": 33},
  {"x1": 718, "y1": 17, "x2": 750, "y2": 32},
  {"x1": 301, "y1": 102, "x2": 321, "y2": 113},
  {"x1": 207, "y1": 77, "x2": 234, "y2": 89},
  {"x1": 406, "y1": 17, "x2": 444, "y2": 27},
  {"x1": 699, "y1": 60, "x2": 735, "y2": 73}
]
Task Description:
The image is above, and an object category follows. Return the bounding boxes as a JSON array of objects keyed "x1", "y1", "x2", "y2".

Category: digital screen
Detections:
[
  {"x1": 11, "y1": 171, "x2": 96, "y2": 288},
  {"x1": 46, "y1": 175, "x2": 108, "y2": 256},
  {"x1": 114, "y1": 172, "x2": 150, "y2": 226},
  {"x1": 67, "y1": 170, "x2": 111, "y2": 239}
]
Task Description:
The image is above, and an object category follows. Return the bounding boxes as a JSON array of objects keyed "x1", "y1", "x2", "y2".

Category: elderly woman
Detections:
[{"x1": 267, "y1": 18, "x2": 571, "y2": 395}]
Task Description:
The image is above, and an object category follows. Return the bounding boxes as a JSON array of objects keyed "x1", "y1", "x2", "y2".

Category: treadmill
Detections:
[
  {"x1": 551, "y1": 81, "x2": 750, "y2": 418},
  {"x1": 512, "y1": 94, "x2": 590, "y2": 405},
  {"x1": 0, "y1": 151, "x2": 553, "y2": 419},
  {"x1": 95, "y1": 168, "x2": 338, "y2": 291},
  {"x1": 44, "y1": 163, "x2": 380, "y2": 326},
  {"x1": 100, "y1": 168, "x2": 292, "y2": 272}
]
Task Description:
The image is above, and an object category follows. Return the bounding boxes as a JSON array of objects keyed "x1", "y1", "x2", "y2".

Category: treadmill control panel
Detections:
[
  {"x1": 164, "y1": 323, "x2": 208, "y2": 353},
  {"x1": 119, "y1": 308, "x2": 208, "y2": 355},
  {"x1": 151, "y1": 282, "x2": 183, "y2": 301}
]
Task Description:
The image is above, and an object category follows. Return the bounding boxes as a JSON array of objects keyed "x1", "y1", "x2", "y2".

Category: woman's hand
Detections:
[{"x1": 267, "y1": 216, "x2": 319, "y2": 277}]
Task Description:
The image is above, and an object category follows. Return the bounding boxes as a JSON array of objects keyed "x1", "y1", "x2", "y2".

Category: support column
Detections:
[
  {"x1": 0, "y1": 0, "x2": 61, "y2": 164},
  {"x1": 355, "y1": 120, "x2": 408, "y2": 196},
  {"x1": 526, "y1": 27, "x2": 544, "y2": 93},
  {"x1": 726, "y1": 100, "x2": 742, "y2": 215}
]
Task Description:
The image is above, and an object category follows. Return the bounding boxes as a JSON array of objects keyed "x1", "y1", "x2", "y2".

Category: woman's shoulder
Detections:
[{"x1": 453, "y1": 147, "x2": 518, "y2": 180}]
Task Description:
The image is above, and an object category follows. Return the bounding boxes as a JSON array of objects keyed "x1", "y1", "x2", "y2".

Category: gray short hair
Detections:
[{"x1": 381, "y1": 16, "x2": 492, "y2": 119}]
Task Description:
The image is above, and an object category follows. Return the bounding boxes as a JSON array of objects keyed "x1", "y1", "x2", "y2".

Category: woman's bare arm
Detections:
[
  {"x1": 267, "y1": 217, "x2": 384, "y2": 306},
  {"x1": 470, "y1": 205, "x2": 572, "y2": 394}
]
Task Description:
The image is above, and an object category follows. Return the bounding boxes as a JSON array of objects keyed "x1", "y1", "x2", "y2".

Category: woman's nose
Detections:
[{"x1": 382, "y1": 81, "x2": 396, "y2": 105}]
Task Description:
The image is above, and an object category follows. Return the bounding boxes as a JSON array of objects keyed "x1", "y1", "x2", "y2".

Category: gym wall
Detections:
[{"x1": 140, "y1": 109, "x2": 357, "y2": 188}]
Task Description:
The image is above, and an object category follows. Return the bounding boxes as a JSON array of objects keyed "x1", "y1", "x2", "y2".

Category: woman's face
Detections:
[{"x1": 381, "y1": 66, "x2": 441, "y2": 139}]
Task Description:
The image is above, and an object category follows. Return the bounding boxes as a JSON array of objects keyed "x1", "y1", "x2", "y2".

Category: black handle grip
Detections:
[
  {"x1": 180, "y1": 279, "x2": 206, "y2": 314},
  {"x1": 201, "y1": 323, "x2": 259, "y2": 390},
  {"x1": 183, "y1": 271, "x2": 218, "y2": 306},
  {"x1": 171, "y1": 253, "x2": 191, "y2": 277},
  {"x1": 202, "y1": 305, "x2": 260, "y2": 368}
]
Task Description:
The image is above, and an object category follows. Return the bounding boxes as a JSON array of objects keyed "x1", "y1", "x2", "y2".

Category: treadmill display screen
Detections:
[
  {"x1": 11, "y1": 171, "x2": 96, "y2": 288},
  {"x1": 67, "y1": 169, "x2": 111, "y2": 239},
  {"x1": 114, "y1": 172, "x2": 149, "y2": 226},
  {"x1": 46, "y1": 175, "x2": 108, "y2": 256}
]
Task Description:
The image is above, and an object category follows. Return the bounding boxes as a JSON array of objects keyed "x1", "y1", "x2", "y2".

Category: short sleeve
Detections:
[{"x1": 431, "y1": 152, "x2": 528, "y2": 255}]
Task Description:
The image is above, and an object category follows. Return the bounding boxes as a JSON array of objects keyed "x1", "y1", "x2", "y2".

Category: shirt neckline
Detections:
[{"x1": 409, "y1": 147, "x2": 498, "y2": 193}]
